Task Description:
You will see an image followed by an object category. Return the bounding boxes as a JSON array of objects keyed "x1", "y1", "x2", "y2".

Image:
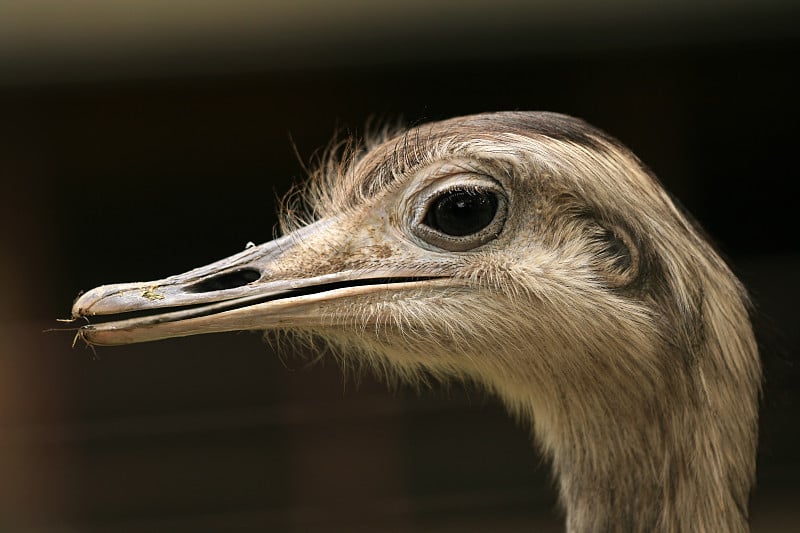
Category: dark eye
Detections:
[
  {"x1": 424, "y1": 188, "x2": 499, "y2": 236},
  {"x1": 410, "y1": 177, "x2": 508, "y2": 252}
]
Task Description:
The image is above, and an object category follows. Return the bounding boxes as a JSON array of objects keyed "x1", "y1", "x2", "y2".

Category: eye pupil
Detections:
[{"x1": 425, "y1": 189, "x2": 499, "y2": 237}]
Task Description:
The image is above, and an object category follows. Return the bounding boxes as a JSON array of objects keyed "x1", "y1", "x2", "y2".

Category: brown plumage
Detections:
[{"x1": 70, "y1": 112, "x2": 761, "y2": 532}]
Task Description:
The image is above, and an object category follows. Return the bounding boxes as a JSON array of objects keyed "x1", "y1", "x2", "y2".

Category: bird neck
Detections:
[
  {"x1": 551, "y1": 395, "x2": 749, "y2": 532},
  {"x1": 495, "y1": 343, "x2": 757, "y2": 533}
]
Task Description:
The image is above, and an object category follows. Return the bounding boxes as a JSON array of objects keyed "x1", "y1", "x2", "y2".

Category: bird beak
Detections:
[{"x1": 71, "y1": 218, "x2": 449, "y2": 346}]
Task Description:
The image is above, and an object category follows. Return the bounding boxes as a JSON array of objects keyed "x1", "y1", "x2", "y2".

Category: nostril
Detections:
[{"x1": 187, "y1": 269, "x2": 261, "y2": 293}]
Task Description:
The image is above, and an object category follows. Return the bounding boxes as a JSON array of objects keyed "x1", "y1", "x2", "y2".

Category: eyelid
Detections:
[{"x1": 402, "y1": 159, "x2": 497, "y2": 196}]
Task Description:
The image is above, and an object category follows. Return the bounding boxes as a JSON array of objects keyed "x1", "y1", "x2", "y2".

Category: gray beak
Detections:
[{"x1": 71, "y1": 218, "x2": 450, "y2": 346}]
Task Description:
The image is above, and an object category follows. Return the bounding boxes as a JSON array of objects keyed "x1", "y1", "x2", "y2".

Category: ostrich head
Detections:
[{"x1": 71, "y1": 112, "x2": 760, "y2": 532}]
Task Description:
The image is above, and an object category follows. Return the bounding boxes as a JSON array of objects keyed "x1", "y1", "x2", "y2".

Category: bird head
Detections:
[{"x1": 71, "y1": 111, "x2": 755, "y2": 430}]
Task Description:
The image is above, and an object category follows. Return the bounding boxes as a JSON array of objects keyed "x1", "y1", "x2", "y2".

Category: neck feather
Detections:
[{"x1": 493, "y1": 295, "x2": 759, "y2": 533}]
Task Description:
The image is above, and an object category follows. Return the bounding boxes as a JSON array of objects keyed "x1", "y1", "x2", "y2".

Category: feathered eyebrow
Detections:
[
  {"x1": 354, "y1": 131, "x2": 525, "y2": 205},
  {"x1": 354, "y1": 129, "x2": 443, "y2": 200},
  {"x1": 353, "y1": 111, "x2": 622, "y2": 199}
]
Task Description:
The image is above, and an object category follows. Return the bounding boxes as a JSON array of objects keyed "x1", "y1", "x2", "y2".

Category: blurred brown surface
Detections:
[{"x1": 1, "y1": 3, "x2": 799, "y2": 532}]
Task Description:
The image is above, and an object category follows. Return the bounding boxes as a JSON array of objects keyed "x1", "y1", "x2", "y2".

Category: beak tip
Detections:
[
  {"x1": 71, "y1": 290, "x2": 96, "y2": 318},
  {"x1": 70, "y1": 281, "x2": 146, "y2": 318}
]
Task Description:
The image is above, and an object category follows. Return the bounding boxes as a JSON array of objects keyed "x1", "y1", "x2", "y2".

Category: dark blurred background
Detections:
[{"x1": 1, "y1": 1, "x2": 798, "y2": 532}]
